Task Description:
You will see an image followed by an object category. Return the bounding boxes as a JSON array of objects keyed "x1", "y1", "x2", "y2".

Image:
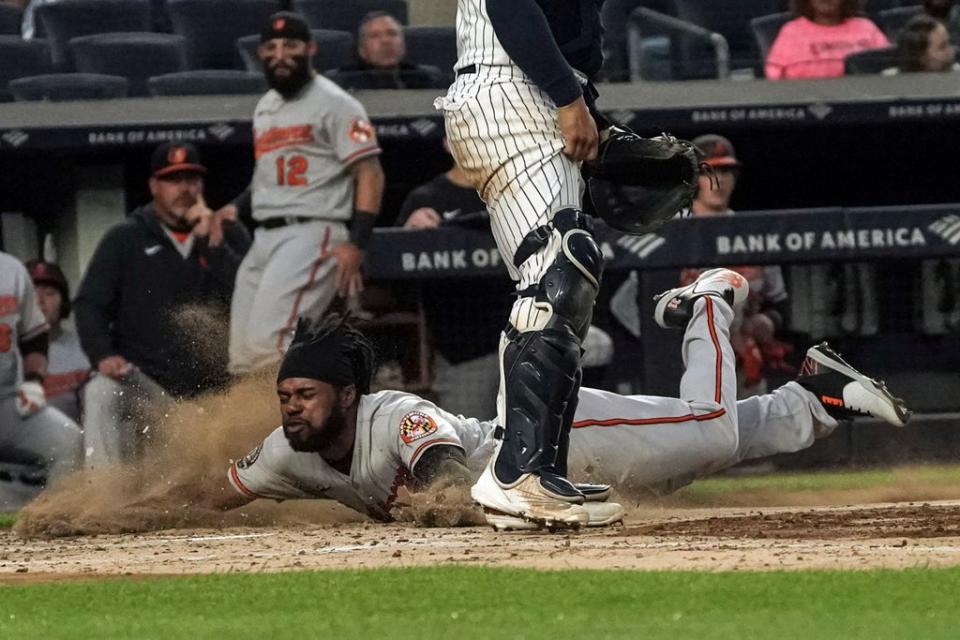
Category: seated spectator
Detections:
[
  {"x1": 924, "y1": 0, "x2": 960, "y2": 45},
  {"x1": 75, "y1": 142, "x2": 250, "y2": 468},
  {"x1": 684, "y1": 135, "x2": 791, "y2": 397},
  {"x1": 765, "y1": 0, "x2": 888, "y2": 79},
  {"x1": 327, "y1": 11, "x2": 446, "y2": 90},
  {"x1": 26, "y1": 259, "x2": 90, "y2": 424},
  {"x1": 893, "y1": 14, "x2": 958, "y2": 73}
]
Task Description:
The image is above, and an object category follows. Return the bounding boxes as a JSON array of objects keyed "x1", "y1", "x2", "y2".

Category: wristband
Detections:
[{"x1": 349, "y1": 210, "x2": 378, "y2": 249}]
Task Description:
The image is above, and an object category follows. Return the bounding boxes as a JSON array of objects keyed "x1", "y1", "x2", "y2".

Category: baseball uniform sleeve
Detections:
[
  {"x1": 327, "y1": 94, "x2": 381, "y2": 166},
  {"x1": 227, "y1": 427, "x2": 315, "y2": 501},
  {"x1": 15, "y1": 263, "x2": 48, "y2": 342},
  {"x1": 394, "y1": 400, "x2": 466, "y2": 473}
]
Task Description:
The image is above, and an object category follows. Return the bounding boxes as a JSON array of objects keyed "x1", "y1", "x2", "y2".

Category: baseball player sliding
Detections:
[
  {"x1": 0, "y1": 251, "x2": 82, "y2": 506},
  {"x1": 209, "y1": 270, "x2": 910, "y2": 530},
  {"x1": 222, "y1": 12, "x2": 385, "y2": 375}
]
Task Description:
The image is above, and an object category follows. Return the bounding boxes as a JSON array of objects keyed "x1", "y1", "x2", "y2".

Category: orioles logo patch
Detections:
[
  {"x1": 168, "y1": 146, "x2": 187, "y2": 164},
  {"x1": 349, "y1": 118, "x2": 375, "y2": 144},
  {"x1": 236, "y1": 443, "x2": 263, "y2": 470},
  {"x1": 399, "y1": 411, "x2": 437, "y2": 444}
]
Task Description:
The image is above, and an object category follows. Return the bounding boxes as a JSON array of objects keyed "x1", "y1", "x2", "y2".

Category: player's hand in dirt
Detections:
[
  {"x1": 558, "y1": 96, "x2": 599, "y2": 162},
  {"x1": 404, "y1": 208, "x2": 442, "y2": 229},
  {"x1": 98, "y1": 355, "x2": 134, "y2": 380},
  {"x1": 329, "y1": 242, "x2": 365, "y2": 298}
]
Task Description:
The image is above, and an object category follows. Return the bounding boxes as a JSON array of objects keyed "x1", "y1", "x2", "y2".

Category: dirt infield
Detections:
[{"x1": 3, "y1": 499, "x2": 960, "y2": 582}]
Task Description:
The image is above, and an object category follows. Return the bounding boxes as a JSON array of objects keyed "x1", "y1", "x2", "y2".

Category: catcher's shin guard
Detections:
[{"x1": 493, "y1": 209, "x2": 603, "y2": 490}]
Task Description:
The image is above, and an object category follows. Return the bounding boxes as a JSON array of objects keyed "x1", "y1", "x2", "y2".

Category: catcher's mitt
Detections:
[{"x1": 582, "y1": 126, "x2": 704, "y2": 235}]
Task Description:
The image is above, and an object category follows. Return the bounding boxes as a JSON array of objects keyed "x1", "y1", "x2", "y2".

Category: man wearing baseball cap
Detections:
[
  {"x1": 686, "y1": 134, "x2": 790, "y2": 398},
  {"x1": 74, "y1": 142, "x2": 251, "y2": 468},
  {"x1": 26, "y1": 259, "x2": 90, "y2": 424},
  {"x1": 691, "y1": 134, "x2": 742, "y2": 217},
  {"x1": 216, "y1": 11, "x2": 385, "y2": 376}
]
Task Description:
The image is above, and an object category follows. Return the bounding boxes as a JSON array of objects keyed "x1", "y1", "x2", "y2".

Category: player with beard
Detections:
[
  {"x1": 217, "y1": 12, "x2": 386, "y2": 376},
  {"x1": 74, "y1": 142, "x2": 251, "y2": 468}
]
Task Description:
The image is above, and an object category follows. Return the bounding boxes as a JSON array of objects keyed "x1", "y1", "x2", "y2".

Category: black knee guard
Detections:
[{"x1": 494, "y1": 209, "x2": 603, "y2": 485}]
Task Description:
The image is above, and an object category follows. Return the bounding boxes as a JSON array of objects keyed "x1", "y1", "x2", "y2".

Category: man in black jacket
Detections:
[
  {"x1": 327, "y1": 11, "x2": 447, "y2": 90},
  {"x1": 75, "y1": 142, "x2": 250, "y2": 468}
]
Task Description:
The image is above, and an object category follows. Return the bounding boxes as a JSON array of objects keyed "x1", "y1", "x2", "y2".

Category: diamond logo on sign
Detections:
[
  {"x1": 615, "y1": 233, "x2": 666, "y2": 260},
  {"x1": 807, "y1": 103, "x2": 833, "y2": 120},
  {"x1": 208, "y1": 123, "x2": 235, "y2": 141},
  {"x1": 608, "y1": 110, "x2": 636, "y2": 126},
  {"x1": 929, "y1": 214, "x2": 960, "y2": 245},
  {"x1": 409, "y1": 118, "x2": 438, "y2": 136},
  {"x1": 1, "y1": 130, "x2": 29, "y2": 148}
]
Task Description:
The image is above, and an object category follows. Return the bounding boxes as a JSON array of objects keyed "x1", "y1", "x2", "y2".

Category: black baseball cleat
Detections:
[
  {"x1": 575, "y1": 483, "x2": 612, "y2": 502},
  {"x1": 796, "y1": 342, "x2": 912, "y2": 427},
  {"x1": 653, "y1": 268, "x2": 749, "y2": 329}
]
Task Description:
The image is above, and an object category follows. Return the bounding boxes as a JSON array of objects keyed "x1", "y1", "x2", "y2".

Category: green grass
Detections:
[
  {"x1": 680, "y1": 463, "x2": 960, "y2": 498},
  {"x1": 0, "y1": 514, "x2": 15, "y2": 529},
  {"x1": 1, "y1": 566, "x2": 958, "y2": 639}
]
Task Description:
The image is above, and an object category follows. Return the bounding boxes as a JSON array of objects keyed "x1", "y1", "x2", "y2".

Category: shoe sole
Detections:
[
  {"x1": 806, "y1": 345, "x2": 912, "y2": 427},
  {"x1": 483, "y1": 507, "x2": 585, "y2": 532},
  {"x1": 484, "y1": 505, "x2": 624, "y2": 531},
  {"x1": 653, "y1": 267, "x2": 732, "y2": 329}
]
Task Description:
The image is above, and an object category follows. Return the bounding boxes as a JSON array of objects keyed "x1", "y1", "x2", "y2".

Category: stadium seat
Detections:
[
  {"x1": 600, "y1": 0, "x2": 678, "y2": 81},
  {"x1": 148, "y1": 69, "x2": 267, "y2": 96},
  {"x1": 237, "y1": 29, "x2": 355, "y2": 74},
  {"x1": 751, "y1": 11, "x2": 792, "y2": 64},
  {"x1": 0, "y1": 37, "x2": 52, "y2": 102},
  {"x1": 36, "y1": 0, "x2": 152, "y2": 71},
  {"x1": 844, "y1": 45, "x2": 897, "y2": 74},
  {"x1": 9, "y1": 72, "x2": 129, "y2": 101},
  {"x1": 403, "y1": 26, "x2": 456, "y2": 80},
  {"x1": 166, "y1": 0, "x2": 279, "y2": 70},
  {"x1": 879, "y1": 5, "x2": 923, "y2": 39},
  {"x1": 0, "y1": 3, "x2": 22, "y2": 35},
  {"x1": 674, "y1": 0, "x2": 788, "y2": 76},
  {"x1": 70, "y1": 33, "x2": 189, "y2": 96},
  {"x1": 292, "y1": 0, "x2": 408, "y2": 34}
]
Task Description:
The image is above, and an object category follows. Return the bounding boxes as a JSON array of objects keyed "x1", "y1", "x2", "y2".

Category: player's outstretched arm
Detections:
[{"x1": 412, "y1": 445, "x2": 473, "y2": 487}]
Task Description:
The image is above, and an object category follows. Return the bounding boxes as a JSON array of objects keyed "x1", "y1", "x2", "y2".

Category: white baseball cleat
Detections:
[
  {"x1": 485, "y1": 500, "x2": 625, "y2": 531},
  {"x1": 471, "y1": 461, "x2": 589, "y2": 531},
  {"x1": 653, "y1": 268, "x2": 749, "y2": 329},
  {"x1": 797, "y1": 342, "x2": 912, "y2": 427}
]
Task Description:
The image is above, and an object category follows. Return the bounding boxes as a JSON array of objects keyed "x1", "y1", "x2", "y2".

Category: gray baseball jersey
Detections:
[
  {"x1": 251, "y1": 76, "x2": 381, "y2": 222},
  {"x1": 228, "y1": 390, "x2": 495, "y2": 521},
  {"x1": 0, "y1": 252, "x2": 49, "y2": 398},
  {"x1": 228, "y1": 298, "x2": 839, "y2": 516},
  {"x1": 0, "y1": 252, "x2": 81, "y2": 484}
]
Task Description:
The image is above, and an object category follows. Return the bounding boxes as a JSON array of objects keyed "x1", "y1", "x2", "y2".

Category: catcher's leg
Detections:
[{"x1": 471, "y1": 208, "x2": 604, "y2": 529}]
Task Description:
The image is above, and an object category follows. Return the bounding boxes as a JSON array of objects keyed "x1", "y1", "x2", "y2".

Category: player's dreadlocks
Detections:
[{"x1": 281, "y1": 313, "x2": 378, "y2": 394}]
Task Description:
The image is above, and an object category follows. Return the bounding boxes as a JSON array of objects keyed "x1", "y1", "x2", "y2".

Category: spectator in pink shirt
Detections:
[{"x1": 765, "y1": 0, "x2": 889, "y2": 79}]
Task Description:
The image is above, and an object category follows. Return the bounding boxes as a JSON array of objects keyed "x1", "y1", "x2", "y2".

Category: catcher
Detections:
[
  {"x1": 207, "y1": 269, "x2": 909, "y2": 530},
  {"x1": 435, "y1": 0, "x2": 702, "y2": 530}
]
